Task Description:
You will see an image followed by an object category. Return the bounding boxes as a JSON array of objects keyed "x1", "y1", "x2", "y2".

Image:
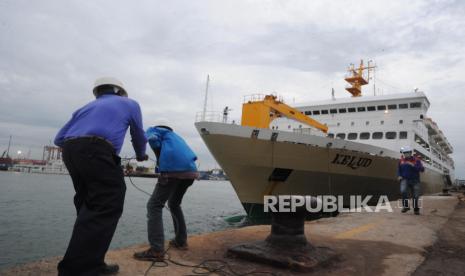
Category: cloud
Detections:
[{"x1": 1, "y1": 0, "x2": 464, "y2": 176}]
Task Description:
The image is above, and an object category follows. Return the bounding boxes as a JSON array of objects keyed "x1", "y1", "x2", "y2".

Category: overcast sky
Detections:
[{"x1": 0, "y1": 0, "x2": 464, "y2": 177}]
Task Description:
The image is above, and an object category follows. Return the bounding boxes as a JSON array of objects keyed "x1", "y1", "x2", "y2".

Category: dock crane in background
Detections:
[
  {"x1": 345, "y1": 59, "x2": 376, "y2": 97},
  {"x1": 1, "y1": 135, "x2": 12, "y2": 158},
  {"x1": 241, "y1": 94, "x2": 328, "y2": 133}
]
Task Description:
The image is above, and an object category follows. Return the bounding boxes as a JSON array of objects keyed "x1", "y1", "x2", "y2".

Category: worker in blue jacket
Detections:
[
  {"x1": 134, "y1": 124, "x2": 198, "y2": 262},
  {"x1": 54, "y1": 77, "x2": 148, "y2": 275},
  {"x1": 398, "y1": 146, "x2": 424, "y2": 215}
]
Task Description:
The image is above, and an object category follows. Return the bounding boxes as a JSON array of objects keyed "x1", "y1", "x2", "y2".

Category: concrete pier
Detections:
[{"x1": 3, "y1": 194, "x2": 465, "y2": 275}]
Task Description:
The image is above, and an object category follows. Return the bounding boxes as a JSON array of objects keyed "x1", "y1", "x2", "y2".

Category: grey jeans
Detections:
[
  {"x1": 147, "y1": 177, "x2": 193, "y2": 252},
  {"x1": 400, "y1": 179, "x2": 421, "y2": 210}
]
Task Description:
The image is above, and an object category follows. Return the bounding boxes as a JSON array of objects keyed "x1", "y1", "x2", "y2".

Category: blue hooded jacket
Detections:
[
  {"x1": 146, "y1": 126, "x2": 197, "y2": 173},
  {"x1": 397, "y1": 156, "x2": 424, "y2": 181}
]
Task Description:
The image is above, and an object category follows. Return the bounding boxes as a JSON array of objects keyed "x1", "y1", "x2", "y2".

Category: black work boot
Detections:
[
  {"x1": 169, "y1": 239, "x2": 189, "y2": 250},
  {"x1": 98, "y1": 263, "x2": 119, "y2": 275},
  {"x1": 133, "y1": 248, "x2": 165, "y2": 262},
  {"x1": 401, "y1": 207, "x2": 410, "y2": 213},
  {"x1": 414, "y1": 209, "x2": 420, "y2": 215}
]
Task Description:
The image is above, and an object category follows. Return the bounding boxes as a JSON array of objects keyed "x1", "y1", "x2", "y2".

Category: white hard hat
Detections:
[
  {"x1": 400, "y1": 146, "x2": 413, "y2": 153},
  {"x1": 93, "y1": 77, "x2": 128, "y2": 97}
]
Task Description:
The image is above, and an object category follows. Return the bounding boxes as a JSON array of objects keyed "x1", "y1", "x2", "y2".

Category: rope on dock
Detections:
[{"x1": 143, "y1": 247, "x2": 279, "y2": 276}]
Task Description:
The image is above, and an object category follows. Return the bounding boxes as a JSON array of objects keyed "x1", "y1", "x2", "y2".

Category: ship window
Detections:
[
  {"x1": 351, "y1": 122, "x2": 355, "y2": 126},
  {"x1": 348, "y1": 107, "x2": 356, "y2": 113},
  {"x1": 399, "y1": 103, "x2": 408, "y2": 109},
  {"x1": 386, "y1": 132, "x2": 397, "y2": 139},
  {"x1": 288, "y1": 125, "x2": 291, "y2": 129},
  {"x1": 381, "y1": 120, "x2": 384, "y2": 125},
  {"x1": 399, "y1": 120, "x2": 404, "y2": 124},
  {"x1": 330, "y1": 109, "x2": 337, "y2": 114},
  {"x1": 348, "y1": 133, "x2": 358, "y2": 140},
  {"x1": 321, "y1": 110, "x2": 329, "y2": 114},
  {"x1": 328, "y1": 133, "x2": 335, "y2": 138},
  {"x1": 366, "y1": 121, "x2": 370, "y2": 125},
  {"x1": 313, "y1": 110, "x2": 320, "y2": 115},
  {"x1": 360, "y1": 132, "x2": 370, "y2": 140},
  {"x1": 399, "y1": 131, "x2": 408, "y2": 139},
  {"x1": 337, "y1": 122, "x2": 341, "y2": 126},
  {"x1": 357, "y1": 107, "x2": 366, "y2": 112},
  {"x1": 367, "y1": 106, "x2": 376, "y2": 111},
  {"x1": 372, "y1": 132, "x2": 383, "y2": 139},
  {"x1": 410, "y1": 102, "x2": 422, "y2": 108},
  {"x1": 377, "y1": 105, "x2": 386, "y2": 111},
  {"x1": 304, "y1": 111, "x2": 311, "y2": 115},
  {"x1": 336, "y1": 133, "x2": 346, "y2": 140},
  {"x1": 388, "y1": 104, "x2": 398, "y2": 110},
  {"x1": 339, "y1": 108, "x2": 347, "y2": 113}
]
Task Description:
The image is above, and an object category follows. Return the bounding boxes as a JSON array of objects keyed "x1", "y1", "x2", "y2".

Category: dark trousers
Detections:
[
  {"x1": 147, "y1": 178, "x2": 193, "y2": 252},
  {"x1": 400, "y1": 179, "x2": 421, "y2": 210},
  {"x1": 58, "y1": 138, "x2": 126, "y2": 276}
]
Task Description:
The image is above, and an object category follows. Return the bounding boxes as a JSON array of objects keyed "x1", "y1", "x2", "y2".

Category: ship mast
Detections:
[
  {"x1": 344, "y1": 60, "x2": 375, "y2": 97},
  {"x1": 201, "y1": 75, "x2": 210, "y2": 121}
]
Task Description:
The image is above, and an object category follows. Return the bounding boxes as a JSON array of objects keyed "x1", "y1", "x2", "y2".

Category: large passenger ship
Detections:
[{"x1": 195, "y1": 61, "x2": 455, "y2": 220}]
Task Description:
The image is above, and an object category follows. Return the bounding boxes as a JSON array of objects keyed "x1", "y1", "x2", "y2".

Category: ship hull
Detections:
[{"x1": 196, "y1": 122, "x2": 446, "y2": 222}]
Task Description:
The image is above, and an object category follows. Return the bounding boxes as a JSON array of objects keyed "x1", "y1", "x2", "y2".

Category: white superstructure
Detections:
[{"x1": 271, "y1": 91, "x2": 455, "y2": 181}]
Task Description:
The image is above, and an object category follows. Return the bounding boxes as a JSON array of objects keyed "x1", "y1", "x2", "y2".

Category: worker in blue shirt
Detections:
[
  {"x1": 398, "y1": 146, "x2": 424, "y2": 215},
  {"x1": 54, "y1": 77, "x2": 148, "y2": 276},
  {"x1": 134, "y1": 124, "x2": 198, "y2": 262}
]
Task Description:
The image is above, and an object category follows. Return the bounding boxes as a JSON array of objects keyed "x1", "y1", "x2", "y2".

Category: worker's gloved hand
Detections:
[
  {"x1": 136, "y1": 154, "x2": 149, "y2": 162},
  {"x1": 397, "y1": 176, "x2": 403, "y2": 181}
]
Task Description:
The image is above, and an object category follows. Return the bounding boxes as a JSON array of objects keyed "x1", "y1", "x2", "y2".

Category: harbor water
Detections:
[{"x1": 0, "y1": 172, "x2": 244, "y2": 271}]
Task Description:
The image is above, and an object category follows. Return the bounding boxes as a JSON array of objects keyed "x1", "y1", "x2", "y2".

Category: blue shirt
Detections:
[
  {"x1": 54, "y1": 94, "x2": 147, "y2": 157},
  {"x1": 146, "y1": 126, "x2": 197, "y2": 173},
  {"x1": 397, "y1": 156, "x2": 424, "y2": 181}
]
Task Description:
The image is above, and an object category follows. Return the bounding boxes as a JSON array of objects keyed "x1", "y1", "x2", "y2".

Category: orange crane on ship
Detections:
[{"x1": 241, "y1": 94, "x2": 328, "y2": 133}]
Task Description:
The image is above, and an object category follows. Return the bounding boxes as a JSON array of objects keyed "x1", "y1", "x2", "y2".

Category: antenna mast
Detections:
[
  {"x1": 344, "y1": 59, "x2": 376, "y2": 97},
  {"x1": 201, "y1": 75, "x2": 210, "y2": 121}
]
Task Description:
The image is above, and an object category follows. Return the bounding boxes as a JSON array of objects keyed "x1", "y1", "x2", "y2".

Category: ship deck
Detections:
[{"x1": 3, "y1": 193, "x2": 465, "y2": 275}]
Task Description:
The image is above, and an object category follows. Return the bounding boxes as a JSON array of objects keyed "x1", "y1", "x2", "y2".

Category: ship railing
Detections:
[
  {"x1": 243, "y1": 93, "x2": 284, "y2": 103},
  {"x1": 344, "y1": 70, "x2": 368, "y2": 80},
  {"x1": 195, "y1": 111, "x2": 222, "y2": 123},
  {"x1": 293, "y1": 127, "x2": 314, "y2": 135},
  {"x1": 195, "y1": 111, "x2": 242, "y2": 125},
  {"x1": 243, "y1": 94, "x2": 265, "y2": 103}
]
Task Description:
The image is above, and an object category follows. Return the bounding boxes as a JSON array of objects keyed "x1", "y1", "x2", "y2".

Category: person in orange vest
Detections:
[{"x1": 398, "y1": 146, "x2": 424, "y2": 215}]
